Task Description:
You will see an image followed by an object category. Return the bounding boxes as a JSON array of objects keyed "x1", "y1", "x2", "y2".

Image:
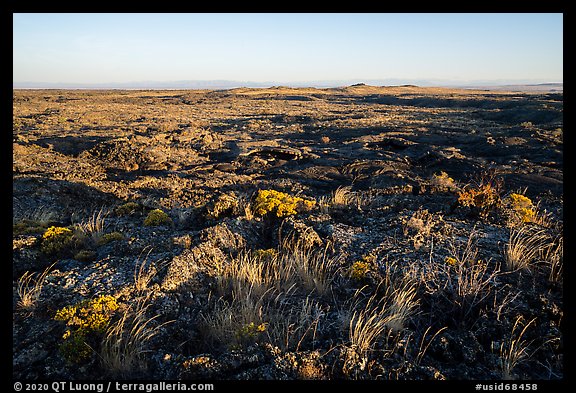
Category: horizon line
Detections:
[{"x1": 12, "y1": 79, "x2": 563, "y2": 90}]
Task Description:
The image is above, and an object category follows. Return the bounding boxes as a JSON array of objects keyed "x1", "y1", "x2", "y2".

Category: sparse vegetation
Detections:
[{"x1": 13, "y1": 87, "x2": 562, "y2": 380}]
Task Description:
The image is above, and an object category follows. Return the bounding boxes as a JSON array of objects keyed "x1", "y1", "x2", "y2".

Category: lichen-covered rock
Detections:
[
  {"x1": 277, "y1": 216, "x2": 323, "y2": 249},
  {"x1": 205, "y1": 192, "x2": 240, "y2": 220},
  {"x1": 161, "y1": 244, "x2": 226, "y2": 292},
  {"x1": 13, "y1": 235, "x2": 43, "y2": 277}
]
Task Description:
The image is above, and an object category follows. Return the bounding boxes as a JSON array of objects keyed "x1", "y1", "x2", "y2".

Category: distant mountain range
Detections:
[
  {"x1": 12, "y1": 79, "x2": 563, "y2": 92},
  {"x1": 458, "y1": 83, "x2": 563, "y2": 92}
]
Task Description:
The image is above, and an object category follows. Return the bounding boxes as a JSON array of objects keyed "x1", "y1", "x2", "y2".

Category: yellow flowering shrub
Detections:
[
  {"x1": 506, "y1": 193, "x2": 536, "y2": 224},
  {"x1": 54, "y1": 295, "x2": 120, "y2": 363},
  {"x1": 41, "y1": 226, "x2": 74, "y2": 255},
  {"x1": 349, "y1": 254, "x2": 376, "y2": 281},
  {"x1": 350, "y1": 261, "x2": 370, "y2": 280},
  {"x1": 235, "y1": 322, "x2": 267, "y2": 343},
  {"x1": 253, "y1": 189, "x2": 315, "y2": 218},
  {"x1": 254, "y1": 248, "x2": 278, "y2": 260}
]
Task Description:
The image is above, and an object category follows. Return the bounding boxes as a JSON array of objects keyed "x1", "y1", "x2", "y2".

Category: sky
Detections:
[{"x1": 13, "y1": 13, "x2": 563, "y2": 86}]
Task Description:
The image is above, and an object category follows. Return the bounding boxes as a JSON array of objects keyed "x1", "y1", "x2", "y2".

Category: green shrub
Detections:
[
  {"x1": 97, "y1": 231, "x2": 124, "y2": 245},
  {"x1": 143, "y1": 209, "x2": 172, "y2": 227},
  {"x1": 13, "y1": 219, "x2": 50, "y2": 236},
  {"x1": 115, "y1": 202, "x2": 141, "y2": 216},
  {"x1": 74, "y1": 250, "x2": 97, "y2": 262}
]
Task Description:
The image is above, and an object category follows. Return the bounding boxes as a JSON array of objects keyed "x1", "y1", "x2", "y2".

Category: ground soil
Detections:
[{"x1": 12, "y1": 85, "x2": 563, "y2": 381}]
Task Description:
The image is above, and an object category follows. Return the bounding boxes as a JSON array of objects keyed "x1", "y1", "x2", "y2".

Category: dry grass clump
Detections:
[
  {"x1": 73, "y1": 207, "x2": 109, "y2": 244},
  {"x1": 217, "y1": 243, "x2": 340, "y2": 301},
  {"x1": 16, "y1": 263, "x2": 55, "y2": 312},
  {"x1": 100, "y1": 299, "x2": 171, "y2": 377},
  {"x1": 264, "y1": 295, "x2": 326, "y2": 351},
  {"x1": 199, "y1": 289, "x2": 268, "y2": 350},
  {"x1": 341, "y1": 280, "x2": 419, "y2": 377},
  {"x1": 216, "y1": 250, "x2": 274, "y2": 300},
  {"x1": 339, "y1": 261, "x2": 419, "y2": 377},
  {"x1": 282, "y1": 244, "x2": 340, "y2": 297},
  {"x1": 445, "y1": 238, "x2": 499, "y2": 320},
  {"x1": 318, "y1": 186, "x2": 369, "y2": 213},
  {"x1": 496, "y1": 316, "x2": 536, "y2": 380},
  {"x1": 503, "y1": 226, "x2": 549, "y2": 272},
  {"x1": 201, "y1": 240, "x2": 341, "y2": 352},
  {"x1": 542, "y1": 234, "x2": 563, "y2": 284},
  {"x1": 344, "y1": 293, "x2": 391, "y2": 372},
  {"x1": 503, "y1": 224, "x2": 563, "y2": 279},
  {"x1": 133, "y1": 248, "x2": 162, "y2": 293}
]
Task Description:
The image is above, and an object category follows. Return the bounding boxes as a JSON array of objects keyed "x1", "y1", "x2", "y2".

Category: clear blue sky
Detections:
[{"x1": 13, "y1": 13, "x2": 563, "y2": 85}]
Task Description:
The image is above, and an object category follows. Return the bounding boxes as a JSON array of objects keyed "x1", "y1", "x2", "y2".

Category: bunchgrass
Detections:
[{"x1": 16, "y1": 263, "x2": 55, "y2": 312}]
